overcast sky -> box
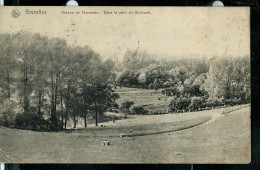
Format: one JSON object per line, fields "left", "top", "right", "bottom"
{"left": 0, "top": 7, "right": 250, "bottom": 62}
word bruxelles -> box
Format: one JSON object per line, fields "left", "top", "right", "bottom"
{"left": 25, "top": 9, "right": 47, "bottom": 14}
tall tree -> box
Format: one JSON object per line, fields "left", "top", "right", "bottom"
{"left": 0, "top": 34, "right": 16, "bottom": 102}
{"left": 14, "top": 32, "right": 36, "bottom": 114}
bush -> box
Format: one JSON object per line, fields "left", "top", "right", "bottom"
{"left": 199, "top": 98, "right": 225, "bottom": 110}
{"left": 131, "top": 106, "right": 148, "bottom": 115}
{"left": 163, "top": 87, "right": 179, "bottom": 96}
{"left": 168, "top": 96, "right": 191, "bottom": 112}
{"left": 15, "top": 111, "right": 50, "bottom": 131}
{"left": 119, "top": 101, "right": 134, "bottom": 113}
{"left": 224, "top": 99, "right": 245, "bottom": 106}
{"left": 163, "top": 81, "right": 171, "bottom": 88}
{"left": 14, "top": 113, "right": 27, "bottom": 129}
{"left": 0, "top": 101, "right": 16, "bottom": 127}
{"left": 188, "top": 97, "right": 203, "bottom": 111}
{"left": 0, "top": 110, "right": 15, "bottom": 127}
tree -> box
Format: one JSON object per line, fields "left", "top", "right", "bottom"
{"left": 30, "top": 34, "right": 49, "bottom": 123}
{"left": 153, "top": 78, "right": 161, "bottom": 90}
{"left": 122, "top": 49, "right": 158, "bottom": 71}
{"left": 45, "top": 38, "right": 68, "bottom": 130}
{"left": 168, "top": 66, "right": 188, "bottom": 84}
{"left": 0, "top": 34, "right": 16, "bottom": 102}
{"left": 230, "top": 56, "right": 250, "bottom": 100}
{"left": 138, "top": 72, "right": 146, "bottom": 87}
{"left": 203, "top": 57, "right": 233, "bottom": 100}
{"left": 0, "top": 32, "right": 123, "bottom": 131}
{"left": 92, "top": 84, "right": 119, "bottom": 126}
{"left": 120, "top": 101, "right": 134, "bottom": 118}
{"left": 120, "top": 101, "right": 134, "bottom": 112}
{"left": 14, "top": 32, "right": 36, "bottom": 116}
{"left": 71, "top": 46, "right": 100, "bottom": 128}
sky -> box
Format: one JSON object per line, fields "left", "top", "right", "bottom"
{"left": 0, "top": 7, "right": 250, "bottom": 62}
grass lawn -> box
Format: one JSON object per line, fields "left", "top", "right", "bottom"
{"left": 66, "top": 87, "right": 170, "bottom": 129}
{"left": 115, "top": 87, "right": 171, "bottom": 112}
{"left": 0, "top": 106, "right": 250, "bottom": 163}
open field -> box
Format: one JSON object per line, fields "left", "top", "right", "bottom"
{"left": 115, "top": 87, "right": 171, "bottom": 112}
{"left": 0, "top": 105, "right": 250, "bottom": 163}
{"left": 66, "top": 87, "right": 170, "bottom": 129}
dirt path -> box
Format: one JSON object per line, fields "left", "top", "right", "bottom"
{"left": 70, "top": 105, "right": 249, "bottom": 138}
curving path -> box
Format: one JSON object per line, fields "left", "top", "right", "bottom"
{"left": 115, "top": 104, "right": 250, "bottom": 137}
{"left": 68, "top": 104, "right": 250, "bottom": 138}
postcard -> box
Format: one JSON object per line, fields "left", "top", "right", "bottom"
{"left": 0, "top": 6, "right": 250, "bottom": 163}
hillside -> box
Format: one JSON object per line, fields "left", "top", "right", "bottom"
{"left": 115, "top": 87, "right": 171, "bottom": 113}
{"left": 0, "top": 106, "right": 250, "bottom": 163}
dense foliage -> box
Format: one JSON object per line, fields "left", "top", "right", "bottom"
{"left": 130, "top": 106, "right": 148, "bottom": 115}
{"left": 0, "top": 32, "right": 119, "bottom": 130}
{"left": 116, "top": 49, "right": 250, "bottom": 113}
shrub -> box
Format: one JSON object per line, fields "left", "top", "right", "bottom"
{"left": 163, "top": 81, "right": 171, "bottom": 88}
{"left": 188, "top": 97, "right": 203, "bottom": 111}
{"left": 15, "top": 111, "right": 51, "bottom": 131}
{"left": 199, "top": 98, "right": 225, "bottom": 109}
{"left": 168, "top": 96, "right": 191, "bottom": 112}
{"left": 163, "top": 87, "right": 179, "bottom": 96}
{"left": 212, "top": 99, "right": 224, "bottom": 107}
{"left": 131, "top": 106, "right": 148, "bottom": 115}
{"left": 224, "top": 99, "right": 245, "bottom": 106}
{"left": 119, "top": 101, "right": 134, "bottom": 113}
{"left": 0, "top": 101, "right": 16, "bottom": 127}
{"left": 0, "top": 110, "right": 15, "bottom": 127}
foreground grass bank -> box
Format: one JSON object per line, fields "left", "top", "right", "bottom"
{"left": 0, "top": 105, "right": 250, "bottom": 163}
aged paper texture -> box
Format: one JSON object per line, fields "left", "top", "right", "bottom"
{"left": 0, "top": 7, "right": 250, "bottom": 163}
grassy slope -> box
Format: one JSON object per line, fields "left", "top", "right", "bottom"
{"left": 67, "top": 87, "right": 170, "bottom": 128}
{"left": 115, "top": 87, "right": 171, "bottom": 112}
{"left": 0, "top": 107, "right": 250, "bottom": 163}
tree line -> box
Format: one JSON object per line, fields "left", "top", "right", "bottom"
{"left": 0, "top": 32, "right": 119, "bottom": 131}
{"left": 116, "top": 49, "right": 250, "bottom": 113}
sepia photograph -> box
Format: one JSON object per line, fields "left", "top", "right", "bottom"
{"left": 0, "top": 7, "right": 250, "bottom": 163}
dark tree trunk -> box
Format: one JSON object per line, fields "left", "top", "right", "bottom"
{"left": 95, "top": 101, "right": 98, "bottom": 126}
{"left": 23, "top": 64, "right": 29, "bottom": 113}
{"left": 73, "top": 114, "right": 77, "bottom": 129}
{"left": 60, "top": 90, "right": 64, "bottom": 129}
{"left": 3, "top": 55, "right": 11, "bottom": 101}
{"left": 6, "top": 70, "right": 11, "bottom": 100}
{"left": 83, "top": 97, "right": 88, "bottom": 128}
{"left": 54, "top": 74, "right": 58, "bottom": 115}
{"left": 84, "top": 115, "right": 87, "bottom": 128}
{"left": 37, "top": 90, "right": 42, "bottom": 115}
{"left": 51, "top": 74, "right": 54, "bottom": 114}
{"left": 50, "top": 74, "right": 58, "bottom": 127}
{"left": 64, "top": 84, "right": 70, "bottom": 130}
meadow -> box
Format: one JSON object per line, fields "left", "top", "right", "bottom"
{"left": 0, "top": 105, "right": 250, "bottom": 163}
{"left": 115, "top": 87, "right": 171, "bottom": 112}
